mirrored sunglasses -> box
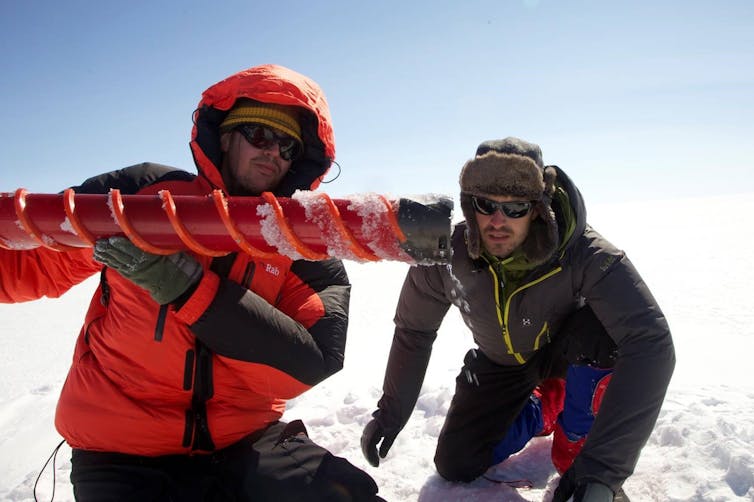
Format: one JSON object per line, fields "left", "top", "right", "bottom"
{"left": 236, "top": 124, "right": 302, "bottom": 162}
{"left": 471, "top": 196, "right": 533, "bottom": 218}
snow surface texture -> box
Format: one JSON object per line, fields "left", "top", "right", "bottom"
{"left": 1, "top": 193, "right": 753, "bottom": 501}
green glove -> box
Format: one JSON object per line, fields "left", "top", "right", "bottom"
{"left": 93, "top": 236, "right": 203, "bottom": 305}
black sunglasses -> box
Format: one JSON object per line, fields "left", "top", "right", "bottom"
{"left": 471, "top": 196, "right": 533, "bottom": 218}
{"left": 236, "top": 124, "right": 303, "bottom": 161}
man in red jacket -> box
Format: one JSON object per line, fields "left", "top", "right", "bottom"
{"left": 0, "top": 65, "right": 383, "bottom": 501}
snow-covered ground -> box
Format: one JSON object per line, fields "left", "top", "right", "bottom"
{"left": 1, "top": 193, "right": 753, "bottom": 501}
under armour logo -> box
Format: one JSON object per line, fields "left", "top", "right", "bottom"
{"left": 522, "top": 318, "right": 532, "bottom": 326}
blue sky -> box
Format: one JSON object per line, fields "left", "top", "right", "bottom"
{"left": 1, "top": 0, "right": 752, "bottom": 204}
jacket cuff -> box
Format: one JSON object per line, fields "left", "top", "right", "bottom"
{"left": 173, "top": 270, "right": 220, "bottom": 325}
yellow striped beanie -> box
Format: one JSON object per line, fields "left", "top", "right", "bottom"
{"left": 220, "top": 100, "right": 302, "bottom": 145}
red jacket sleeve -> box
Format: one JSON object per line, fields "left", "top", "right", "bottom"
{"left": 0, "top": 247, "right": 101, "bottom": 303}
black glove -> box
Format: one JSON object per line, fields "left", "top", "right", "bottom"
{"left": 552, "top": 467, "right": 615, "bottom": 501}
{"left": 361, "top": 418, "right": 399, "bottom": 467}
{"left": 93, "top": 237, "right": 203, "bottom": 305}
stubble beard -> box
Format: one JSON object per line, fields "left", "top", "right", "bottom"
{"left": 481, "top": 225, "right": 518, "bottom": 259}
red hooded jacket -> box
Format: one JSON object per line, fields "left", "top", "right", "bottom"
{"left": 0, "top": 65, "right": 349, "bottom": 455}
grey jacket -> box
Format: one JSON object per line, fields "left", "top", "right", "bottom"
{"left": 375, "top": 166, "right": 675, "bottom": 490}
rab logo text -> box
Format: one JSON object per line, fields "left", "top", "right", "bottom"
{"left": 265, "top": 263, "right": 280, "bottom": 277}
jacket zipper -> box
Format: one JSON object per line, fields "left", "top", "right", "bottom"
{"left": 154, "top": 304, "right": 168, "bottom": 341}
{"left": 489, "top": 265, "right": 563, "bottom": 364}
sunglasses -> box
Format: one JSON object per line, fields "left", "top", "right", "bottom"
{"left": 471, "top": 196, "right": 533, "bottom": 218}
{"left": 236, "top": 124, "right": 303, "bottom": 161}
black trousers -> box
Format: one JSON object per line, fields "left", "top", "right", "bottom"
{"left": 70, "top": 420, "right": 382, "bottom": 502}
{"left": 434, "top": 306, "right": 617, "bottom": 482}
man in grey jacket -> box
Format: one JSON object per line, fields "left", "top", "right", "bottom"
{"left": 360, "top": 137, "right": 675, "bottom": 501}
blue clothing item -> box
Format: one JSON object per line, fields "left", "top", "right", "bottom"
{"left": 491, "top": 365, "right": 613, "bottom": 465}
{"left": 559, "top": 365, "right": 613, "bottom": 439}
{"left": 491, "top": 394, "right": 544, "bottom": 464}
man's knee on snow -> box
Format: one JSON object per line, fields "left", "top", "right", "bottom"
{"left": 434, "top": 442, "right": 489, "bottom": 483}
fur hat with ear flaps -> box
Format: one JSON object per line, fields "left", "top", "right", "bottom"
{"left": 459, "top": 137, "right": 559, "bottom": 265}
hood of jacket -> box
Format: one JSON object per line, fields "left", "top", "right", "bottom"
{"left": 190, "top": 64, "right": 336, "bottom": 197}
{"left": 549, "top": 165, "right": 587, "bottom": 257}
